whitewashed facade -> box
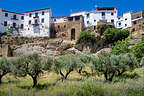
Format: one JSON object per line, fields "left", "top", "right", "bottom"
{"left": 23, "top": 8, "right": 52, "bottom": 37}
{"left": 116, "top": 11, "right": 132, "bottom": 29}
{"left": 52, "top": 16, "right": 68, "bottom": 23}
{"left": 0, "top": 8, "right": 24, "bottom": 34}
{"left": 70, "top": 7, "right": 118, "bottom": 28}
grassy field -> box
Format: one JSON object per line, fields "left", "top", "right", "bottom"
{"left": 0, "top": 69, "right": 144, "bottom": 96}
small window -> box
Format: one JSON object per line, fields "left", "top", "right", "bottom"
{"left": 29, "top": 20, "right": 31, "bottom": 24}
{"left": 111, "top": 19, "right": 114, "bottom": 23}
{"left": 58, "top": 25, "right": 60, "bottom": 28}
{"left": 125, "top": 24, "right": 127, "bottom": 27}
{"left": 118, "top": 17, "right": 120, "bottom": 20}
{"left": 4, "top": 21, "right": 7, "bottom": 26}
{"left": 54, "top": 19, "right": 56, "bottom": 22}
{"left": 94, "top": 20, "right": 96, "bottom": 22}
{"left": 102, "top": 12, "right": 105, "bottom": 16}
{"left": 132, "top": 28, "right": 135, "bottom": 32}
{"left": 35, "top": 19, "right": 38, "bottom": 24}
{"left": 111, "top": 12, "right": 114, "bottom": 16}
{"left": 87, "top": 21, "right": 90, "bottom": 24}
{"left": 42, "top": 11, "right": 45, "bottom": 15}
{"left": 133, "top": 21, "right": 137, "bottom": 25}
{"left": 29, "top": 13, "right": 32, "bottom": 17}
{"left": 87, "top": 13, "right": 90, "bottom": 18}
{"left": 21, "top": 16, "right": 24, "bottom": 20}
{"left": 64, "top": 25, "right": 66, "bottom": 28}
{"left": 41, "top": 18, "right": 44, "bottom": 23}
{"left": 125, "top": 18, "right": 127, "bottom": 21}
{"left": 13, "top": 23, "right": 16, "bottom": 27}
{"left": 35, "top": 13, "right": 38, "bottom": 17}
{"left": 94, "top": 26, "right": 96, "bottom": 30}
{"left": 119, "top": 23, "right": 121, "bottom": 26}
{"left": 13, "top": 15, "right": 17, "bottom": 19}
{"left": 5, "top": 13, "right": 8, "bottom": 17}
{"left": 21, "top": 24, "right": 24, "bottom": 29}
{"left": 28, "top": 28, "right": 30, "bottom": 30}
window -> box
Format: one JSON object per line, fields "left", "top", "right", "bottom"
{"left": 119, "top": 23, "right": 121, "bottom": 26}
{"left": 41, "top": 18, "right": 44, "bottom": 23}
{"left": 94, "top": 20, "right": 96, "bottom": 22}
{"left": 58, "top": 25, "right": 60, "bottom": 28}
{"left": 42, "top": 11, "right": 45, "bottom": 15}
{"left": 133, "top": 21, "right": 137, "bottom": 25}
{"left": 21, "top": 16, "right": 24, "bottom": 20}
{"left": 102, "top": 12, "right": 105, "bottom": 16}
{"left": 5, "top": 13, "right": 8, "bottom": 17}
{"left": 29, "top": 13, "right": 32, "bottom": 17}
{"left": 54, "top": 19, "right": 56, "bottom": 22}
{"left": 28, "top": 28, "right": 30, "bottom": 30}
{"left": 111, "top": 19, "right": 114, "bottom": 23}
{"left": 94, "top": 26, "right": 96, "bottom": 30}
{"left": 35, "top": 13, "right": 38, "bottom": 17}
{"left": 4, "top": 21, "right": 7, "bottom": 26}
{"left": 125, "top": 24, "right": 127, "bottom": 27}
{"left": 35, "top": 19, "right": 38, "bottom": 24}
{"left": 87, "top": 13, "right": 90, "bottom": 18}
{"left": 87, "top": 21, "right": 89, "bottom": 24}
{"left": 125, "top": 18, "right": 127, "bottom": 21}
{"left": 64, "top": 25, "right": 66, "bottom": 28}
{"left": 13, "top": 15, "right": 17, "bottom": 19}
{"left": 13, "top": 23, "right": 16, "bottom": 27}
{"left": 21, "top": 24, "right": 24, "bottom": 29}
{"left": 111, "top": 12, "right": 114, "bottom": 16}
{"left": 29, "top": 20, "right": 31, "bottom": 24}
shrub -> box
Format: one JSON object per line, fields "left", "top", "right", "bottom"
{"left": 103, "top": 28, "right": 129, "bottom": 43}
{"left": 76, "top": 31, "right": 96, "bottom": 44}
{"left": 131, "top": 36, "right": 144, "bottom": 62}
{"left": 110, "top": 39, "right": 130, "bottom": 55}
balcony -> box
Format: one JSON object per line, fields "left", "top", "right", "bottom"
{"left": 11, "top": 18, "right": 19, "bottom": 20}
{"left": 32, "top": 23, "right": 39, "bottom": 26}
{"left": 33, "top": 16, "right": 39, "bottom": 18}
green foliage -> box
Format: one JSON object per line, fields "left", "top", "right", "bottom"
{"left": 13, "top": 53, "right": 45, "bottom": 87}
{"left": 96, "top": 23, "right": 114, "bottom": 35}
{"left": 103, "top": 28, "right": 129, "bottom": 43}
{"left": 6, "top": 28, "right": 13, "bottom": 36}
{"left": 91, "top": 51, "right": 138, "bottom": 81}
{"left": 131, "top": 37, "right": 144, "bottom": 62}
{"left": 54, "top": 54, "right": 84, "bottom": 80}
{"left": 0, "top": 57, "right": 14, "bottom": 84}
{"left": 76, "top": 30, "right": 96, "bottom": 44}
{"left": 110, "top": 39, "right": 130, "bottom": 55}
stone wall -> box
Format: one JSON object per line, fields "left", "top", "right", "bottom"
{"left": 51, "top": 15, "right": 84, "bottom": 40}
{"left": 0, "top": 44, "right": 10, "bottom": 56}
{"left": 130, "top": 18, "right": 144, "bottom": 37}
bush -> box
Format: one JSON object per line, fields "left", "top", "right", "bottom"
{"left": 131, "top": 36, "right": 144, "bottom": 62}
{"left": 103, "top": 28, "right": 129, "bottom": 43}
{"left": 76, "top": 31, "right": 96, "bottom": 44}
{"left": 110, "top": 39, "right": 130, "bottom": 55}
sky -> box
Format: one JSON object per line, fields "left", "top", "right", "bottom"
{"left": 0, "top": 0, "right": 144, "bottom": 17}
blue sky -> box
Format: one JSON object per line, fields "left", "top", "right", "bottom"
{"left": 0, "top": 0, "right": 144, "bottom": 17}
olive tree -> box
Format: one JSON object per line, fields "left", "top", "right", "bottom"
{"left": 0, "top": 57, "right": 14, "bottom": 84}
{"left": 53, "top": 54, "right": 84, "bottom": 80}
{"left": 13, "top": 53, "right": 45, "bottom": 88}
{"left": 116, "top": 53, "right": 138, "bottom": 76}
{"left": 91, "top": 51, "right": 138, "bottom": 81}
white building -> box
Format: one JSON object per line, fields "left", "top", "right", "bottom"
{"left": 52, "top": 16, "right": 68, "bottom": 23}
{"left": 116, "top": 11, "right": 132, "bottom": 29}
{"left": 70, "top": 7, "right": 118, "bottom": 28}
{"left": 0, "top": 8, "right": 24, "bottom": 34}
{"left": 23, "top": 8, "right": 52, "bottom": 37}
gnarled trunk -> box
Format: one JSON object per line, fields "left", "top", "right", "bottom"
{"left": 32, "top": 76, "right": 37, "bottom": 88}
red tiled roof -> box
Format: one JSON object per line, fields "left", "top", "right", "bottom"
{"left": 2, "top": 10, "right": 24, "bottom": 15}
{"left": 97, "top": 7, "right": 116, "bottom": 11}
{"left": 24, "top": 8, "right": 51, "bottom": 13}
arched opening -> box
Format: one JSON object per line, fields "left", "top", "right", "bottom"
{"left": 71, "top": 28, "right": 75, "bottom": 40}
